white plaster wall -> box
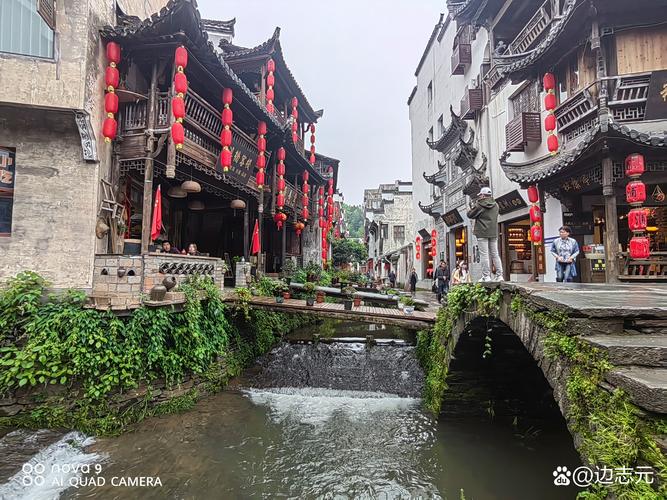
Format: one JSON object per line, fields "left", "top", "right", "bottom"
{"left": 542, "top": 196, "right": 564, "bottom": 282}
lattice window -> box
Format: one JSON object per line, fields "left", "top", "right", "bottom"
{"left": 511, "top": 82, "right": 539, "bottom": 118}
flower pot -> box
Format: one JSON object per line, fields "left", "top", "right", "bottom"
{"left": 343, "top": 300, "right": 353, "bottom": 311}
{"left": 404, "top": 306, "right": 415, "bottom": 315}
{"left": 283, "top": 292, "right": 291, "bottom": 300}
{"left": 162, "top": 276, "right": 177, "bottom": 291}
{"left": 306, "top": 297, "right": 315, "bottom": 306}
{"left": 275, "top": 296, "right": 284, "bottom": 303}
{"left": 316, "top": 292, "right": 325, "bottom": 303}
{"left": 150, "top": 284, "right": 167, "bottom": 302}
{"left": 353, "top": 297, "right": 362, "bottom": 307}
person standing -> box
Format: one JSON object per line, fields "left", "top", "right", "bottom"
{"left": 388, "top": 269, "right": 397, "bottom": 288}
{"left": 434, "top": 260, "right": 449, "bottom": 303}
{"left": 409, "top": 268, "right": 418, "bottom": 297}
{"left": 467, "top": 187, "right": 504, "bottom": 282}
{"left": 550, "top": 226, "right": 580, "bottom": 282}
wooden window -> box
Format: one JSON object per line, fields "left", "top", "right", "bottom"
{"left": 37, "top": 0, "right": 56, "bottom": 30}
{"left": 393, "top": 225, "right": 405, "bottom": 242}
{"left": 511, "top": 81, "right": 539, "bottom": 118}
{"left": 381, "top": 224, "right": 388, "bottom": 240}
{"left": 0, "top": 148, "right": 15, "bottom": 237}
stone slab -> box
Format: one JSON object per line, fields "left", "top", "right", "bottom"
{"left": 585, "top": 335, "right": 667, "bottom": 367}
{"left": 605, "top": 367, "right": 667, "bottom": 413}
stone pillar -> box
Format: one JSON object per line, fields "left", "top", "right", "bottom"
{"left": 235, "top": 260, "right": 252, "bottom": 287}
{"left": 602, "top": 157, "right": 620, "bottom": 283}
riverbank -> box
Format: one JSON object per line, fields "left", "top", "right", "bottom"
{"left": 0, "top": 272, "right": 314, "bottom": 436}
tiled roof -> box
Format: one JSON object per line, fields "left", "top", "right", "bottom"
{"left": 100, "top": 0, "right": 285, "bottom": 132}
{"left": 426, "top": 106, "right": 467, "bottom": 153}
{"left": 221, "top": 27, "right": 322, "bottom": 123}
{"left": 418, "top": 197, "right": 444, "bottom": 218}
{"left": 201, "top": 18, "right": 235, "bottom": 35}
{"left": 500, "top": 120, "right": 667, "bottom": 184}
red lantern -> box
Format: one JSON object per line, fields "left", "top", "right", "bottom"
{"left": 171, "top": 121, "right": 184, "bottom": 148}
{"left": 220, "top": 128, "right": 232, "bottom": 147}
{"left": 277, "top": 178, "right": 286, "bottom": 191}
{"left": 105, "top": 66, "right": 119, "bottom": 90}
{"left": 278, "top": 147, "right": 286, "bottom": 161}
{"left": 257, "top": 154, "right": 266, "bottom": 168}
{"left": 277, "top": 163, "right": 285, "bottom": 176}
{"left": 530, "top": 205, "right": 542, "bottom": 223}
{"left": 102, "top": 117, "right": 117, "bottom": 142}
{"left": 222, "top": 88, "right": 233, "bottom": 105}
{"left": 257, "top": 137, "right": 266, "bottom": 151}
{"left": 277, "top": 193, "right": 285, "bottom": 209}
{"left": 310, "top": 134, "right": 316, "bottom": 145}
{"left": 310, "top": 145, "right": 316, "bottom": 155}
{"left": 256, "top": 171, "right": 265, "bottom": 186}
{"left": 303, "top": 207, "right": 310, "bottom": 220}
{"left": 543, "top": 73, "right": 556, "bottom": 91}
{"left": 544, "top": 93, "right": 557, "bottom": 111}
{"left": 310, "top": 154, "right": 316, "bottom": 164}
{"left": 267, "top": 59, "right": 276, "bottom": 72}
{"left": 628, "top": 208, "right": 648, "bottom": 232}
{"left": 104, "top": 92, "right": 118, "bottom": 115}
{"left": 171, "top": 97, "right": 185, "bottom": 121}
{"left": 291, "top": 97, "right": 299, "bottom": 108}
{"left": 530, "top": 224, "right": 543, "bottom": 244}
{"left": 544, "top": 114, "right": 556, "bottom": 132}
{"left": 292, "top": 132, "right": 299, "bottom": 143}
{"left": 221, "top": 148, "right": 232, "bottom": 167}
{"left": 267, "top": 73, "right": 275, "bottom": 87}
{"left": 266, "top": 88, "right": 275, "bottom": 102}
{"left": 291, "top": 121, "right": 298, "bottom": 132}
{"left": 527, "top": 185, "right": 539, "bottom": 203}
{"left": 106, "top": 42, "right": 121, "bottom": 65}
{"left": 626, "top": 180, "right": 646, "bottom": 205}
{"left": 431, "top": 229, "right": 437, "bottom": 240}
{"left": 629, "top": 236, "right": 650, "bottom": 259}
{"left": 310, "top": 123, "right": 315, "bottom": 134}
{"left": 625, "top": 153, "right": 645, "bottom": 177}
{"left": 547, "top": 134, "right": 559, "bottom": 153}
{"left": 222, "top": 108, "right": 233, "bottom": 127}
{"left": 174, "top": 72, "right": 188, "bottom": 95}
{"left": 303, "top": 171, "right": 309, "bottom": 183}
{"left": 258, "top": 121, "right": 267, "bottom": 135}
{"left": 175, "top": 46, "right": 188, "bottom": 69}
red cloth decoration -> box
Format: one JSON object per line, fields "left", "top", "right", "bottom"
{"left": 251, "top": 220, "right": 260, "bottom": 255}
{"left": 150, "top": 185, "right": 162, "bottom": 241}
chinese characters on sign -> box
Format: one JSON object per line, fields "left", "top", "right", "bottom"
{"left": 442, "top": 209, "right": 463, "bottom": 227}
{"left": 495, "top": 189, "right": 527, "bottom": 215}
{"left": 215, "top": 135, "right": 259, "bottom": 190}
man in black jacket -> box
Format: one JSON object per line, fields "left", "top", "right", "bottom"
{"left": 434, "top": 260, "right": 450, "bottom": 303}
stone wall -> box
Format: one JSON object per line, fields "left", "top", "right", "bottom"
{"left": 142, "top": 253, "right": 226, "bottom": 292}
{"left": 0, "top": 107, "right": 98, "bottom": 288}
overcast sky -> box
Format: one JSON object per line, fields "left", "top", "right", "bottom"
{"left": 198, "top": 0, "right": 444, "bottom": 205}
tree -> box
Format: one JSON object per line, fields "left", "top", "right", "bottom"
{"left": 342, "top": 203, "right": 364, "bottom": 239}
{"left": 332, "top": 238, "right": 367, "bottom": 266}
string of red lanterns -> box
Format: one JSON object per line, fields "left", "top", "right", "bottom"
{"left": 415, "top": 235, "right": 422, "bottom": 261}
{"left": 170, "top": 46, "right": 188, "bottom": 150}
{"left": 294, "top": 220, "right": 305, "bottom": 236}
{"left": 291, "top": 97, "right": 299, "bottom": 144}
{"left": 302, "top": 170, "right": 310, "bottom": 222}
{"left": 266, "top": 58, "right": 275, "bottom": 113}
{"left": 430, "top": 229, "right": 437, "bottom": 275}
{"left": 527, "top": 185, "right": 543, "bottom": 244}
{"left": 255, "top": 121, "right": 267, "bottom": 189}
{"left": 543, "top": 72, "right": 559, "bottom": 155}
{"left": 220, "top": 88, "right": 233, "bottom": 173}
{"left": 309, "top": 124, "right": 316, "bottom": 164}
{"left": 626, "top": 153, "right": 650, "bottom": 259}
{"left": 318, "top": 186, "right": 325, "bottom": 229}
{"left": 102, "top": 42, "right": 121, "bottom": 143}
{"left": 275, "top": 147, "right": 286, "bottom": 229}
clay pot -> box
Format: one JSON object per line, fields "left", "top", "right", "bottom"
{"left": 316, "top": 292, "right": 325, "bottom": 303}
{"left": 150, "top": 284, "right": 167, "bottom": 301}
{"left": 117, "top": 267, "right": 127, "bottom": 278}
{"left": 283, "top": 292, "right": 291, "bottom": 300}
{"left": 162, "top": 276, "right": 177, "bottom": 291}
{"left": 353, "top": 297, "right": 362, "bottom": 307}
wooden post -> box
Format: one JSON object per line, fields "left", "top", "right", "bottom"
{"left": 602, "top": 157, "right": 620, "bottom": 283}
{"left": 141, "top": 62, "right": 159, "bottom": 254}
{"left": 281, "top": 219, "right": 287, "bottom": 267}
{"left": 243, "top": 203, "right": 249, "bottom": 260}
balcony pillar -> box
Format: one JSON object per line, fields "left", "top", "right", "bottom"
{"left": 141, "top": 62, "right": 159, "bottom": 254}
{"left": 602, "top": 157, "right": 620, "bottom": 283}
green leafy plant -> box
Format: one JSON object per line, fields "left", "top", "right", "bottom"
{"left": 400, "top": 296, "right": 416, "bottom": 307}
{"left": 303, "top": 282, "right": 316, "bottom": 299}
{"left": 342, "top": 286, "right": 356, "bottom": 300}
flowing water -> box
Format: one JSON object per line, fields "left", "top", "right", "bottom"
{"left": 0, "top": 320, "right": 582, "bottom": 499}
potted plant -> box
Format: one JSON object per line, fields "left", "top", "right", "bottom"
{"left": 316, "top": 290, "right": 326, "bottom": 303}
{"left": 400, "top": 296, "right": 416, "bottom": 315}
{"left": 353, "top": 293, "right": 362, "bottom": 308}
{"left": 303, "top": 282, "right": 316, "bottom": 306}
{"left": 274, "top": 281, "right": 287, "bottom": 303}
{"left": 281, "top": 281, "right": 291, "bottom": 300}
{"left": 342, "top": 285, "right": 356, "bottom": 311}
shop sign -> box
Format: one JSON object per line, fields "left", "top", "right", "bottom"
{"left": 495, "top": 190, "right": 527, "bottom": 215}
{"left": 215, "top": 134, "right": 259, "bottom": 191}
{"left": 645, "top": 70, "right": 667, "bottom": 120}
{"left": 562, "top": 211, "right": 594, "bottom": 235}
{"left": 443, "top": 209, "right": 463, "bottom": 227}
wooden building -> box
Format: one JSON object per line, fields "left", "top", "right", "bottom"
{"left": 447, "top": 0, "right": 667, "bottom": 282}
{"left": 99, "top": 0, "right": 339, "bottom": 284}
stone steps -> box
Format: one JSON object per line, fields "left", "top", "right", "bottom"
{"left": 605, "top": 367, "right": 667, "bottom": 414}
{"left": 584, "top": 334, "right": 667, "bottom": 367}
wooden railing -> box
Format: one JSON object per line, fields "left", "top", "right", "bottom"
{"left": 555, "top": 83, "right": 598, "bottom": 134}
{"left": 619, "top": 252, "right": 667, "bottom": 281}
{"left": 505, "top": 112, "right": 541, "bottom": 152}
{"left": 608, "top": 72, "right": 651, "bottom": 122}
{"left": 507, "top": 0, "right": 553, "bottom": 55}
{"left": 451, "top": 43, "right": 472, "bottom": 75}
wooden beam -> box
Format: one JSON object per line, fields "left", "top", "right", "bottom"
{"left": 141, "top": 62, "right": 159, "bottom": 254}
{"left": 602, "top": 157, "right": 620, "bottom": 283}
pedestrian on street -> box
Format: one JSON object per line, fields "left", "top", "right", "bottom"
{"left": 467, "top": 187, "right": 504, "bottom": 282}
{"left": 409, "top": 268, "right": 418, "bottom": 297}
{"left": 452, "top": 261, "right": 472, "bottom": 285}
{"left": 388, "top": 269, "right": 397, "bottom": 288}
{"left": 434, "top": 260, "right": 449, "bottom": 303}
{"left": 550, "top": 225, "right": 580, "bottom": 282}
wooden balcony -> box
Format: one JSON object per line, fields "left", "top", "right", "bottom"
{"left": 460, "top": 87, "right": 484, "bottom": 119}
{"left": 505, "top": 112, "right": 541, "bottom": 152}
{"left": 554, "top": 83, "right": 598, "bottom": 135}
{"left": 507, "top": 0, "right": 553, "bottom": 56}
{"left": 451, "top": 43, "right": 472, "bottom": 75}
